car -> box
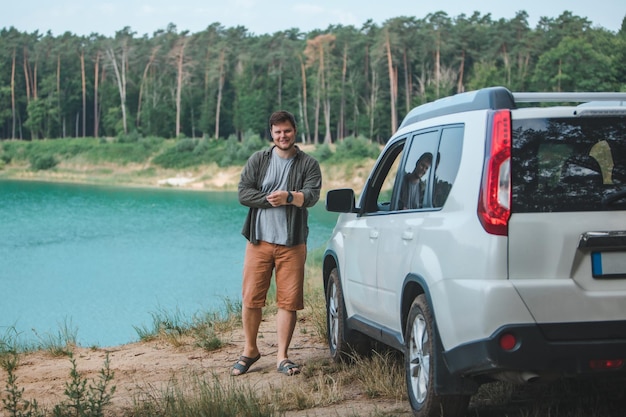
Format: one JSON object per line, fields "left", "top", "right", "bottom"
{"left": 322, "top": 86, "right": 626, "bottom": 417}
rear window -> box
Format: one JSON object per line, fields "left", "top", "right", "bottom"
{"left": 511, "top": 116, "right": 626, "bottom": 212}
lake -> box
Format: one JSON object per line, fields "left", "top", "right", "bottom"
{"left": 0, "top": 180, "right": 337, "bottom": 348}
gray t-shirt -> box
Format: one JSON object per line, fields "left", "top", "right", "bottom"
{"left": 255, "top": 149, "right": 294, "bottom": 245}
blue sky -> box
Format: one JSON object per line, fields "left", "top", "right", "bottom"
{"left": 3, "top": 0, "right": 624, "bottom": 37}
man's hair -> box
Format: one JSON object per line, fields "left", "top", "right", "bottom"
{"left": 416, "top": 152, "right": 433, "bottom": 167}
{"left": 269, "top": 110, "right": 297, "bottom": 130}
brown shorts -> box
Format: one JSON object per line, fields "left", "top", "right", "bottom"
{"left": 242, "top": 241, "right": 307, "bottom": 311}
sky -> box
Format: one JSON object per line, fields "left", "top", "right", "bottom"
{"left": 3, "top": 0, "right": 624, "bottom": 38}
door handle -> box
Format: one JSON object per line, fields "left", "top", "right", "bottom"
{"left": 402, "top": 230, "right": 414, "bottom": 241}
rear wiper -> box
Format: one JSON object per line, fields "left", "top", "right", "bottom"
{"left": 603, "top": 189, "right": 626, "bottom": 206}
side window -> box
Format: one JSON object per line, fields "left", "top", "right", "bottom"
{"left": 361, "top": 140, "right": 406, "bottom": 213}
{"left": 396, "top": 130, "right": 439, "bottom": 210}
{"left": 433, "top": 126, "right": 464, "bottom": 208}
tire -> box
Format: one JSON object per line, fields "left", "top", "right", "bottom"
{"left": 405, "top": 295, "right": 469, "bottom": 417}
{"left": 326, "top": 268, "right": 351, "bottom": 362}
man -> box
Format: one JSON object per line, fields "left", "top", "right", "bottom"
{"left": 232, "top": 110, "right": 322, "bottom": 376}
{"left": 399, "top": 152, "right": 433, "bottom": 210}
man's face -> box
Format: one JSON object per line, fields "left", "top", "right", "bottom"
{"left": 414, "top": 160, "right": 431, "bottom": 178}
{"left": 271, "top": 121, "right": 296, "bottom": 151}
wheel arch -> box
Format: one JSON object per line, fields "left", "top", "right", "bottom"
{"left": 402, "top": 273, "right": 478, "bottom": 396}
{"left": 401, "top": 273, "right": 429, "bottom": 336}
{"left": 322, "top": 249, "right": 340, "bottom": 294}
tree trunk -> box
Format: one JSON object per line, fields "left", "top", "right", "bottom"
{"left": 337, "top": 43, "right": 347, "bottom": 140}
{"left": 215, "top": 49, "right": 225, "bottom": 140}
{"left": 137, "top": 46, "right": 159, "bottom": 129}
{"left": 385, "top": 31, "right": 398, "bottom": 134}
{"left": 299, "top": 57, "right": 310, "bottom": 144}
{"left": 369, "top": 69, "right": 378, "bottom": 141}
{"left": 57, "top": 54, "right": 62, "bottom": 137}
{"left": 277, "top": 60, "right": 283, "bottom": 108}
{"left": 11, "top": 48, "right": 16, "bottom": 139}
{"left": 175, "top": 38, "right": 187, "bottom": 138}
{"left": 435, "top": 32, "right": 441, "bottom": 98}
{"left": 457, "top": 50, "right": 465, "bottom": 93}
{"left": 23, "top": 47, "right": 32, "bottom": 106}
{"left": 321, "top": 46, "right": 332, "bottom": 144}
{"left": 94, "top": 51, "right": 100, "bottom": 138}
{"left": 403, "top": 48, "right": 411, "bottom": 114}
{"left": 106, "top": 45, "right": 128, "bottom": 135}
{"left": 80, "top": 49, "right": 86, "bottom": 137}
{"left": 313, "top": 66, "right": 320, "bottom": 145}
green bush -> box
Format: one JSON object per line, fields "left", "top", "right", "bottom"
{"left": 334, "top": 135, "right": 380, "bottom": 161}
{"left": 310, "top": 143, "right": 333, "bottom": 162}
{"left": 29, "top": 153, "right": 58, "bottom": 171}
{"left": 83, "top": 136, "right": 164, "bottom": 165}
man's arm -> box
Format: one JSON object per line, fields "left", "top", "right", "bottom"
{"left": 238, "top": 153, "right": 273, "bottom": 209}
{"left": 296, "top": 156, "right": 322, "bottom": 208}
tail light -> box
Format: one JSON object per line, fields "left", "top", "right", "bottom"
{"left": 589, "top": 359, "right": 624, "bottom": 370}
{"left": 478, "top": 110, "right": 511, "bottom": 236}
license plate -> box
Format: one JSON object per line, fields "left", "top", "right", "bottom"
{"left": 592, "top": 252, "right": 626, "bottom": 278}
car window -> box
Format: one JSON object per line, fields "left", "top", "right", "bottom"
{"left": 360, "top": 139, "right": 406, "bottom": 213}
{"left": 512, "top": 117, "right": 626, "bottom": 212}
{"left": 433, "top": 126, "right": 464, "bottom": 208}
{"left": 395, "top": 130, "right": 439, "bottom": 210}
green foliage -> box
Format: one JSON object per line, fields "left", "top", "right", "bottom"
{"left": 1, "top": 353, "right": 44, "bottom": 417}
{"left": 152, "top": 138, "right": 221, "bottom": 168}
{"left": 152, "top": 132, "right": 266, "bottom": 169}
{"left": 0, "top": 136, "right": 165, "bottom": 167}
{"left": 51, "top": 353, "right": 116, "bottom": 417}
{"left": 532, "top": 36, "right": 616, "bottom": 91}
{"left": 1, "top": 352, "right": 115, "bottom": 417}
{"left": 1, "top": 13, "right": 623, "bottom": 144}
{"left": 310, "top": 143, "right": 333, "bottom": 162}
{"left": 335, "top": 135, "right": 381, "bottom": 160}
{"left": 218, "top": 132, "right": 266, "bottom": 167}
{"left": 316, "top": 135, "right": 381, "bottom": 164}
{"left": 29, "top": 153, "right": 58, "bottom": 171}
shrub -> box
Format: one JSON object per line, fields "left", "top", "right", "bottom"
{"left": 310, "top": 143, "right": 333, "bottom": 162}
{"left": 29, "top": 153, "right": 58, "bottom": 171}
{"left": 334, "top": 135, "right": 380, "bottom": 161}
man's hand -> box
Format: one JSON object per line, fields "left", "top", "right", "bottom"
{"left": 267, "top": 190, "right": 290, "bottom": 207}
{"left": 267, "top": 190, "right": 302, "bottom": 207}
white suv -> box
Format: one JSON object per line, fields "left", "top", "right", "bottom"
{"left": 322, "top": 87, "right": 626, "bottom": 417}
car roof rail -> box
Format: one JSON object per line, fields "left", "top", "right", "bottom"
{"left": 513, "top": 92, "right": 626, "bottom": 103}
{"left": 399, "top": 88, "right": 626, "bottom": 128}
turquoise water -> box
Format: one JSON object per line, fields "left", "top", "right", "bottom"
{"left": 0, "top": 180, "right": 336, "bottom": 347}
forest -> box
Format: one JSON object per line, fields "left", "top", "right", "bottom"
{"left": 1, "top": 10, "right": 625, "bottom": 143}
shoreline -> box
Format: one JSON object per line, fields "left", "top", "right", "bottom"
{"left": 0, "top": 162, "right": 242, "bottom": 192}
{"left": 0, "top": 159, "right": 374, "bottom": 195}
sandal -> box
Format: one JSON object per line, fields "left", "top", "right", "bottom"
{"left": 231, "top": 353, "right": 261, "bottom": 376}
{"left": 277, "top": 359, "right": 301, "bottom": 376}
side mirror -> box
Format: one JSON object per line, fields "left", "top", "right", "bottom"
{"left": 326, "top": 188, "right": 356, "bottom": 213}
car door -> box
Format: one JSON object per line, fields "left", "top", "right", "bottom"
{"left": 375, "top": 130, "right": 441, "bottom": 332}
{"left": 341, "top": 140, "right": 406, "bottom": 323}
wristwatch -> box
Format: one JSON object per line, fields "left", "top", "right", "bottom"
{"left": 286, "top": 191, "right": 294, "bottom": 204}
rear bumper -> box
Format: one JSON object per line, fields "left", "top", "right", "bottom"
{"left": 444, "top": 320, "right": 626, "bottom": 377}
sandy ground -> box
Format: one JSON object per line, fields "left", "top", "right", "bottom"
{"left": 1, "top": 313, "right": 412, "bottom": 417}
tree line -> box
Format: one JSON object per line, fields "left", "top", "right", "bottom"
{"left": 1, "top": 10, "right": 625, "bottom": 143}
